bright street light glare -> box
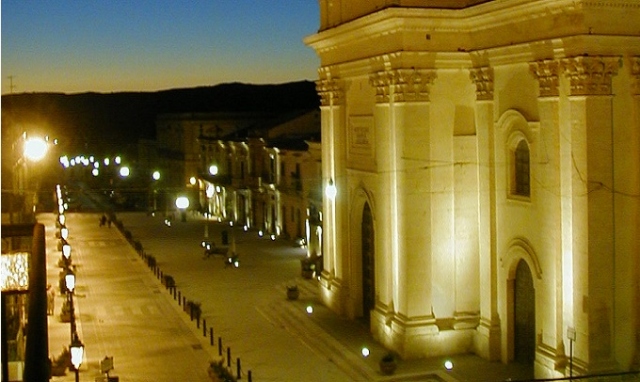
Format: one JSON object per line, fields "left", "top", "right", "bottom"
{"left": 152, "top": 171, "right": 161, "bottom": 180}
{"left": 175, "top": 196, "right": 190, "bottom": 209}
{"left": 119, "top": 166, "right": 130, "bottom": 177}
{"left": 24, "top": 137, "right": 48, "bottom": 161}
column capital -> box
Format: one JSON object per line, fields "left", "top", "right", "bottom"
{"left": 316, "top": 77, "right": 344, "bottom": 107}
{"left": 470, "top": 67, "right": 494, "bottom": 101}
{"left": 369, "top": 69, "right": 436, "bottom": 104}
{"left": 561, "top": 56, "right": 620, "bottom": 96}
{"left": 530, "top": 59, "right": 560, "bottom": 97}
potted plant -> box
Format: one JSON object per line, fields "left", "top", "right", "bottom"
{"left": 286, "top": 285, "right": 299, "bottom": 300}
{"left": 379, "top": 352, "right": 397, "bottom": 375}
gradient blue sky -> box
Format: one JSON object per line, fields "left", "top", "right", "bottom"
{"left": 1, "top": 0, "right": 320, "bottom": 94}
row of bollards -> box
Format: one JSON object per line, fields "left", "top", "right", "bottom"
{"left": 123, "top": 225, "right": 251, "bottom": 381}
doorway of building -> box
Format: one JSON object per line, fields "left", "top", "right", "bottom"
{"left": 514, "top": 259, "right": 535, "bottom": 363}
{"left": 361, "top": 202, "right": 375, "bottom": 323}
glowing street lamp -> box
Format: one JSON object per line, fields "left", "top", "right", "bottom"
{"left": 24, "top": 137, "right": 48, "bottom": 162}
{"left": 176, "top": 196, "right": 189, "bottom": 222}
{"left": 152, "top": 171, "right": 161, "bottom": 181}
{"left": 70, "top": 337, "right": 84, "bottom": 382}
{"left": 209, "top": 165, "right": 218, "bottom": 176}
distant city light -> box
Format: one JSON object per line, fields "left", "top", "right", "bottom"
{"left": 306, "top": 305, "right": 314, "bottom": 314}
{"left": 189, "top": 176, "right": 197, "bottom": 185}
{"left": 92, "top": 169, "right": 99, "bottom": 177}
{"left": 104, "top": 158, "right": 110, "bottom": 166}
{"left": 119, "top": 166, "right": 130, "bottom": 177}
{"left": 209, "top": 165, "right": 218, "bottom": 176}
{"left": 115, "top": 156, "right": 121, "bottom": 165}
{"left": 152, "top": 171, "right": 161, "bottom": 181}
{"left": 444, "top": 360, "right": 454, "bottom": 370}
{"left": 361, "top": 347, "right": 370, "bottom": 357}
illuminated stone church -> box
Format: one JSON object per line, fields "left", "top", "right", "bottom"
{"left": 305, "top": 0, "right": 639, "bottom": 377}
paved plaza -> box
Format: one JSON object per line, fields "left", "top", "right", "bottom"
{"left": 44, "top": 211, "right": 533, "bottom": 381}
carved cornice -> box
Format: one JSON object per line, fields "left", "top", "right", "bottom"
{"left": 530, "top": 60, "right": 560, "bottom": 98}
{"left": 561, "top": 56, "right": 620, "bottom": 96}
{"left": 369, "top": 69, "right": 436, "bottom": 103}
{"left": 469, "top": 67, "right": 494, "bottom": 101}
{"left": 316, "top": 77, "right": 344, "bottom": 107}
{"left": 631, "top": 57, "right": 640, "bottom": 96}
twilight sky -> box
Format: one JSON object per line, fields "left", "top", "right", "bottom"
{"left": 1, "top": 0, "right": 320, "bottom": 94}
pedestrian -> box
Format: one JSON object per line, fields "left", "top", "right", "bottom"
{"left": 100, "top": 214, "right": 107, "bottom": 227}
{"left": 47, "top": 284, "right": 55, "bottom": 315}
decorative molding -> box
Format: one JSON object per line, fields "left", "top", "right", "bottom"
{"left": 631, "top": 57, "right": 640, "bottom": 96}
{"left": 369, "top": 69, "right": 436, "bottom": 103}
{"left": 469, "top": 67, "right": 494, "bottom": 101}
{"left": 530, "top": 60, "right": 560, "bottom": 98}
{"left": 561, "top": 56, "right": 620, "bottom": 96}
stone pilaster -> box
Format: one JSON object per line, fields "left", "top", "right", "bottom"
{"left": 317, "top": 67, "right": 347, "bottom": 315}
{"left": 368, "top": 67, "right": 439, "bottom": 358}
{"left": 630, "top": 56, "right": 640, "bottom": 370}
{"left": 561, "top": 55, "right": 620, "bottom": 373}
{"left": 470, "top": 66, "right": 501, "bottom": 361}
{"left": 531, "top": 58, "right": 567, "bottom": 373}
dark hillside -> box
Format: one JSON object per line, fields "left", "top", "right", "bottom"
{"left": 1, "top": 81, "right": 319, "bottom": 154}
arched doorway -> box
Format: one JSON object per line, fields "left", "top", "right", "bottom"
{"left": 361, "top": 202, "right": 375, "bottom": 322}
{"left": 514, "top": 259, "right": 535, "bottom": 362}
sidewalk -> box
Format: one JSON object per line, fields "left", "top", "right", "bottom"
{"left": 43, "top": 212, "right": 212, "bottom": 381}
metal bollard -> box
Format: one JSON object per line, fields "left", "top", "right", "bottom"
{"left": 173, "top": 287, "right": 176, "bottom": 300}
{"left": 209, "top": 328, "right": 213, "bottom": 346}
{"left": 203, "top": 319, "right": 207, "bottom": 336}
{"left": 248, "top": 370, "right": 252, "bottom": 382}
{"left": 237, "top": 358, "right": 241, "bottom": 379}
{"left": 218, "top": 337, "right": 222, "bottom": 356}
{"left": 197, "top": 316, "right": 200, "bottom": 328}
{"left": 227, "top": 347, "right": 231, "bottom": 368}
{"left": 178, "top": 291, "right": 181, "bottom": 305}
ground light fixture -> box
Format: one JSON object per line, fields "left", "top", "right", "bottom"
{"left": 306, "top": 305, "right": 314, "bottom": 314}
{"left": 152, "top": 170, "right": 161, "bottom": 181}
{"left": 444, "top": 360, "right": 454, "bottom": 370}
{"left": 60, "top": 227, "right": 69, "bottom": 240}
{"left": 361, "top": 347, "right": 370, "bottom": 357}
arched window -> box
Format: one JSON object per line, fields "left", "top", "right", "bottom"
{"left": 513, "top": 140, "right": 530, "bottom": 197}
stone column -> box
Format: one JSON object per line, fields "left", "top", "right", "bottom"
{"left": 317, "top": 68, "right": 346, "bottom": 314}
{"left": 561, "top": 55, "right": 620, "bottom": 372}
{"left": 470, "top": 66, "right": 501, "bottom": 361}
{"left": 530, "top": 59, "right": 567, "bottom": 370}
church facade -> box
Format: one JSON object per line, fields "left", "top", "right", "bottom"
{"left": 305, "top": 0, "right": 640, "bottom": 377}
